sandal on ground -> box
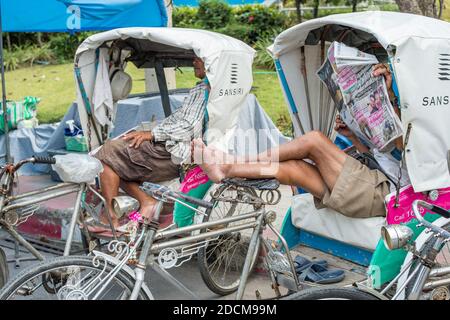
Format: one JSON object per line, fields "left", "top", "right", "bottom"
{"left": 297, "top": 263, "right": 345, "bottom": 284}
{"left": 294, "top": 255, "right": 328, "bottom": 273}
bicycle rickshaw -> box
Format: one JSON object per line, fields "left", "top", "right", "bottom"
{"left": 0, "top": 27, "right": 292, "bottom": 299}
{"left": 2, "top": 12, "right": 450, "bottom": 301}
{"left": 269, "top": 11, "right": 450, "bottom": 300}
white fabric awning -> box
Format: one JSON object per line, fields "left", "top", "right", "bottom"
{"left": 270, "top": 12, "right": 450, "bottom": 192}
{"left": 74, "top": 27, "right": 256, "bottom": 152}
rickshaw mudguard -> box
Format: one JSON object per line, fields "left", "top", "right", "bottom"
{"left": 367, "top": 212, "right": 441, "bottom": 288}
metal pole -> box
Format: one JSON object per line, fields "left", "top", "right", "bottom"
{"left": 236, "top": 214, "right": 264, "bottom": 300}
{"left": 63, "top": 184, "right": 85, "bottom": 256}
{"left": 0, "top": 3, "right": 10, "bottom": 163}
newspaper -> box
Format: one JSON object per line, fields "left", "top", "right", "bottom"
{"left": 317, "top": 41, "right": 403, "bottom": 151}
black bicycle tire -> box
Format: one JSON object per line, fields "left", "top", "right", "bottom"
{"left": 197, "top": 184, "right": 261, "bottom": 296}
{"left": 0, "top": 255, "right": 151, "bottom": 300}
{"left": 280, "top": 287, "right": 379, "bottom": 300}
{"left": 0, "top": 247, "right": 8, "bottom": 289}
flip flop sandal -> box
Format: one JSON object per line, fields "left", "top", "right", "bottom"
{"left": 85, "top": 219, "right": 120, "bottom": 234}
{"left": 93, "top": 229, "right": 128, "bottom": 239}
{"left": 91, "top": 221, "right": 135, "bottom": 238}
{"left": 297, "top": 263, "right": 345, "bottom": 284}
{"left": 294, "top": 255, "right": 328, "bottom": 273}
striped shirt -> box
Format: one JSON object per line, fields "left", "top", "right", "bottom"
{"left": 152, "top": 81, "right": 208, "bottom": 163}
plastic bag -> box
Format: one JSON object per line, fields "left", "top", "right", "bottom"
{"left": 52, "top": 154, "right": 103, "bottom": 183}
{"left": 0, "top": 96, "right": 40, "bottom": 133}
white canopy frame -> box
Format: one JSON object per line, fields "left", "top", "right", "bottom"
{"left": 269, "top": 11, "right": 450, "bottom": 192}
{"left": 73, "top": 27, "right": 256, "bottom": 153}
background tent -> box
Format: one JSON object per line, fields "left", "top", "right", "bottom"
{"left": 173, "top": 0, "right": 264, "bottom": 5}
{"left": 0, "top": 0, "right": 168, "bottom": 162}
{"left": 0, "top": 0, "right": 167, "bottom": 32}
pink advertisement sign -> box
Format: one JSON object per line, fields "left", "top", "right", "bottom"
{"left": 180, "top": 166, "right": 210, "bottom": 193}
{"left": 386, "top": 185, "right": 450, "bottom": 225}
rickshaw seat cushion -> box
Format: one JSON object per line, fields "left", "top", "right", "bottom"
{"left": 221, "top": 178, "right": 280, "bottom": 190}
{"left": 291, "top": 193, "right": 385, "bottom": 251}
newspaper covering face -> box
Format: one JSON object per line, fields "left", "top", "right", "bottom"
{"left": 317, "top": 41, "right": 403, "bottom": 151}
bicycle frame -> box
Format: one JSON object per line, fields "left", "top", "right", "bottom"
{"left": 355, "top": 200, "right": 450, "bottom": 300}
{"left": 0, "top": 170, "right": 88, "bottom": 261}
{"left": 71, "top": 190, "right": 298, "bottom": 300}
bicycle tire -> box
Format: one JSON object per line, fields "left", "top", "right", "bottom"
{"left": 281, "top": 287, "right": 379, "bottom": 300}
{"left": 0, "top": 247, "right": 8, "bottom": 289}
{"left": 197, "top": 184, "right": 261, "bottom": 296}
{"left": 0, "top": 255, "right": 151, "bottom": 300}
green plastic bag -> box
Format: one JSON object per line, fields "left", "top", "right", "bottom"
{"left": 0, "top": 96, "right": 40, "bottom": 133}
{"left": 367, "top": 212, "right": 441, "bottom": 288}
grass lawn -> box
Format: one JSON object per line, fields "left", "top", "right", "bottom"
{"left": 444, "top": 0, "right": 450, "bottom": 21}
{"left": 5, "top": 63, "right": 289, "bottom": 132}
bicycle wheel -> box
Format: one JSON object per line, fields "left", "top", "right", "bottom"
{"left": 197, "top": 184, "right": 261, "bottom": 296}
{"left": 405, "top": 221, "right": 450, "bottom": 300}
{"left": 0, "top": 255, "right": 151, "bottom": 300}
{"left": 0, "top": 247, "right": 8, "bottom": 289}
{"left": 281, "top": 287, "right": 379, "bottom": 300}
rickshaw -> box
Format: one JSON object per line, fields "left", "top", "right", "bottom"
{"left": 268, "top": 11, "right": 450, "bottom": 300}
{"left": 2, "top": 12, "right": 450, "bottom": 301}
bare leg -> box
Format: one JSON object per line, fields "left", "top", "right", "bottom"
{"left": 253, "top": 131, "right": 347, "bottom": 188}
{"left": 98, "top": 163, "right": 120, "bottom": 228}
{"left": 119, "top": 181, "right": 157, "bottom": 220}
{"left": 230, "top": 160, "right": 326, "bottom": 198}
{"left": 193, "top": 132, "right": 347, "bottom": 193}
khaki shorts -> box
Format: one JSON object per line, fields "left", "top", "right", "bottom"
{"left": 314, "top": 156, "right": 390, "bottom": 218}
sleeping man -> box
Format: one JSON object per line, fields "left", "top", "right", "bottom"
{"left": 91, "top": 56, "right": 209, "bottom": 234}
{"left": 193, "top": 64, "right": 408, "bottom": 219}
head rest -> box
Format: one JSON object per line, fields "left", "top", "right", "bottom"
{"left": 110, "top": 70, "right": 132, "bottom": 101}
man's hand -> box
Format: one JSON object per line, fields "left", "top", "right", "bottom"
{"left": 334, "top": 114, "right": 355, "bottom": 139}
{"left": 372, "top": 63, "right": 394, "bottom": 98}
{"left": 122, "top": 131, "right": 152, "bottom": 149}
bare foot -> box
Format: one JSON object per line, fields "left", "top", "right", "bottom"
{"left": 191, "top": 139, "right": 231, "bottom": 183}
{"left": 139, "top": 200, "right": 157, "bottom": 221}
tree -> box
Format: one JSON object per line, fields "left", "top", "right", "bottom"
{"left": 395, "top": 0, "right": 445, "bottom": 18}
{"left": 313, "top": 0, "right": 320, "bottom": 18}
{"left": 351, "top": 0, "right": 361, "bottom": 12}
{"left": 294, "top": 0, "right": 306, "bottom": 23}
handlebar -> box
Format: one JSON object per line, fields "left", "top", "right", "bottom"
{"left": 32, "top": 156, "right": 56, "bottom": 165}
{"left": 140, "top": 182, "right": 214, "bottom": 210}
{"left": 8, "top": 156, "right": 56, "bottom": 172}
{"left": 412, "top": 200, "right": 450, "bottom": 239}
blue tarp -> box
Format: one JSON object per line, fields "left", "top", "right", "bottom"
{"left": 174, "top": 0, "right": 265, "bottom": 6}
{"left": 1, "top": 0, "right": 167, "bottom": 32}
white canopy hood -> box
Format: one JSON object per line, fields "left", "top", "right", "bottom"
{"left": 73, "top": 27, "right": 256, "bottom": 154}
{"left": 269, "top": 11, "right": 450, "bottom": 192}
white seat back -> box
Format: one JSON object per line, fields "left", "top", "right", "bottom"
{"left": 291, "top": 193, "right": 385, "bottom": 251}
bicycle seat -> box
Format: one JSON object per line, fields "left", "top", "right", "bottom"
{"left": 221, "top": 178, "right": 280, "bottom": 190}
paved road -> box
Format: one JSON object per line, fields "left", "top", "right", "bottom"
{"left": 0, "top": 239, "right": 284, "bottom": 300}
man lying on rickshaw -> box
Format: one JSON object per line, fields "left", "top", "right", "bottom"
{"left": 194, "top": 63, "right": 408, "bottom": 220}
{"left": 90, "top": 56, "right": 209, "bottom": 234}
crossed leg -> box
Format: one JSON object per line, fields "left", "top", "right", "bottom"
{"left": 193, "top": 131, "right": 348, "bottom": 199}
